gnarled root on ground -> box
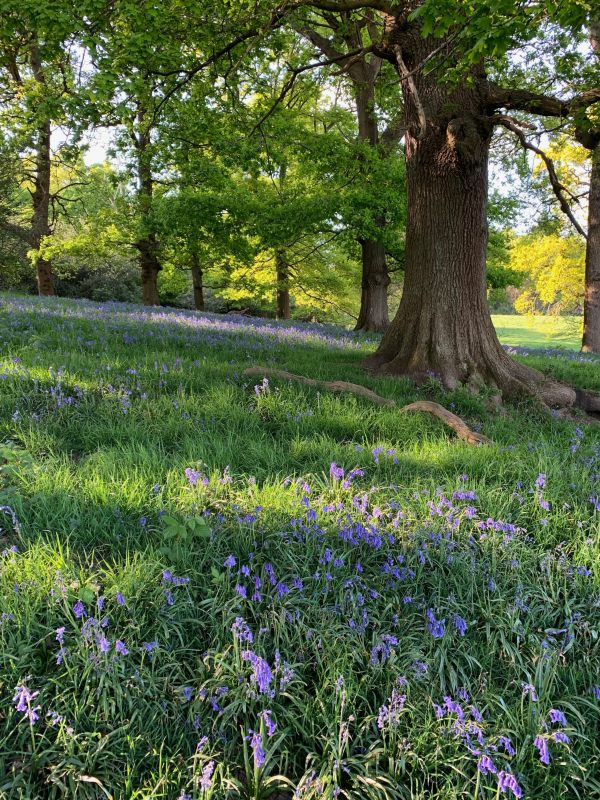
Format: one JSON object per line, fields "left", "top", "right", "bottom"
{"left": 243, "top": 367, "right": 490, "bottom": 445}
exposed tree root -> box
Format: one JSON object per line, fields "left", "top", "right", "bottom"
{"left": 243, "top": 367, "right": 489, "bottom": 445}
{"left": 399, "top": 401, "right": 490, "bottom": 444}
{"left": 244, "top": 367, "right": 394, "bottom": 406}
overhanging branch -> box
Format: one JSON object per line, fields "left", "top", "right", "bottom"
{"left": 494, "top": 115, "right": 587, "bottom": 238}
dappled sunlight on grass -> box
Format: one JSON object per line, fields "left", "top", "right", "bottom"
{"left": 0, "top": 294, "right": 599, "bottom": 799}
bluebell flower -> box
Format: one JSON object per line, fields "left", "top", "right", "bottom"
{"left": 330, "top": 463, "right": 344, "bottom": 480}
{"left": 534, "top": 735, "right": 550, "bottom": 764}
{"left": 115, "top": 640, "right": 128, "bottom": 656}
{"left": 260, "top": 709, "right": 277, "bottom": 736}
{"left": 453, "top": 614, "right": 468, "bottom": 636}
{"left": 73, "top": 600, "right": 86, "bottom": 619}
{"left": 247, "top": 730, "right": 265, "bottom": 767}
{"left": 521, "top": 683, "right": 538, "bottom": 701}
{"left": 548, "top": 708, "right": 567, "bottom": 726}
{"left": 498, "top": 735, "right": 515, "bottom": 756}
{"left": 13, "top": 685, "right": 40, "bottom": 724}
{"left": 497, "top": 771, "right": 522, "bottom": 798}
{"left": 200, "top": 760, "right": 215, "bottom": 790}
{"left": 426, "top": 609, "right": 445, "bottom": 638}
{"left": 242, "top": 650, "right": 273, "bottom": 695}
{"left": 477, "top": 755, "right": 497, "bottom": 774}
{"left": 185, "top": 467, "right": 201, "bottom": 486}
{"left": 232, "top": 616, "right": 253, "bottom": 643}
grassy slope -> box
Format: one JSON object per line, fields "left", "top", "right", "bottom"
{"left": 492, "top": 315, "right": 583, "bottom": 351}
{"left": 0, "top": 294, "right": 599, "bottom": 800}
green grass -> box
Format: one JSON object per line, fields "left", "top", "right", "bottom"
{"left": 0, "top": 294, "right": 599, "bottom": 800}
{"left": 492, "top": 315, "right": 583, "bottom": 351}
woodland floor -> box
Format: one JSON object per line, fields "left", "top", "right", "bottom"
{"left": 0, "top": 294, "right": 599, "bottom": 800}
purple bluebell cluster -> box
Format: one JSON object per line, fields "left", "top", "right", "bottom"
{"left": 2, "top": 295, "right": 600, "bottom": 798}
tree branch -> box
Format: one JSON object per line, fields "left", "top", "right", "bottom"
{"left": 494, "top": 116, "right": 587, "bottom": 238}
{"left": 392, "top": 44, "right": 426, "bottom": 139}
{"left": 488, "top": 84, "right": 600, "bottom": 118}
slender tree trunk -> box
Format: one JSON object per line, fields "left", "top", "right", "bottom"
{"left": 371, "top": 22, "right": 574, "bottom": 407}
{"left": 354, "top": 82, "right": 391, "bottom": 333}
{"left": 30, "top": 119, "right": 54, "bottom": 296}
{"left": 190, "top": 252, "right": 205, "bottom": 311}
{"left": 582, "top": 144, "right": 600, "bottom": 353}
{"left": 580, "top": 23, "right": 600, "bottom": 353}
{"left": 29, "top": 45, "right": 54, "bottom": 296}
{"left": 275, "top": 249, "right": 290, "bottom": 320}
{"left": 135, "top": 133, "right": 161, "bottom": 306}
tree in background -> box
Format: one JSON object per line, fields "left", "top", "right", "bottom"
{"left": 0, "top": 0, "right": 83, "bottom": 295}
{"left": 295, "top": 9, "right": 404, "bottom": 331}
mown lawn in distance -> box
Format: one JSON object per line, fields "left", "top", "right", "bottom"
{"left": 0, "top": 293, "right": 599, "bottom": 800}
{"left": 492, "top": 315, "right": 582, "bottom": 351}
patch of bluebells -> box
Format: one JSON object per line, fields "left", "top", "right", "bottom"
{"left": 242, "top": 650, "right": 274, "bottom": 696}
{"left": 3, "top": 295, "right": 600, "bottom": 798}
{"left": 13, "top": 684, "right": 40, "bottom": 724}
{"left": 427, "top": 609, "right": 445, "bottom": 639}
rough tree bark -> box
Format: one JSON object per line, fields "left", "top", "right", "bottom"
{"left": 582, "top": 143, "right": 600, "bottom": 353}
{"left": 368, "top": 15, "right": 578, "bottom": 407}
{"left": 134, "top": 124, "right": 161, "bottom": 306}
{"left": 275, "top": 248, "right": 291, "bottom": 320}
{"left": 29, "top": 45, "right": 54, "bottom": 296}
{"left": 190, "top": 252, "right": 205, "bottom": 311}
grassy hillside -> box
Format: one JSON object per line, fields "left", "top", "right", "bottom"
{"left": 0, "top": 294, "right": 599, "bottom": 799}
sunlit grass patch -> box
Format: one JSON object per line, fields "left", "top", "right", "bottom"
{"left": 0, "top": 294, "right": 599, "bottom": 799}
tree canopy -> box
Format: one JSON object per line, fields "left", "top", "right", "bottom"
{"left": 0, "top": 0, "right": 598, "bottom": 395}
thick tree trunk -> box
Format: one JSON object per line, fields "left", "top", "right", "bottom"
{"left": 355, "top": 236, "right": 390, "bottom": 332}
{"left": 275, "top": 249, "right": 290, "bottom": 320}
{"left": 370, "top": 22, "right": 575, "bottom": 407}
{"left": 190, "top": 252, "right": 205, "bottom": 311}
{"left": 354, "top": 82, "right": 391, "bottom": 333}
{"left": 582, "top": 145, "right": 600, "bottom": 352}
{"left": 29, "top": 86, "right": 54, "bottom": 295}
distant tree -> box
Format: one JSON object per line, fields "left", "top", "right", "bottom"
{"left": 295, "top": 10, "right": 404, "bottom": 331}
{"left": 0, "top": 0, "right": 82, "bottom": 294}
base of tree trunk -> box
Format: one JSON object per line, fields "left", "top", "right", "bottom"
{"left": 190, "top": 256, "right": 205, "bottom": 310}
{"left": 368, "top": 304, "right": 580, "bottom": 409}
{"left": 141, "top": 263, "right": 161, "bottom": 306}
{"left": 36, "top": 259, "right": 55, "bottom": 296}
{"left": 354, "top": 239, "right": 390, "bottom": 333}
